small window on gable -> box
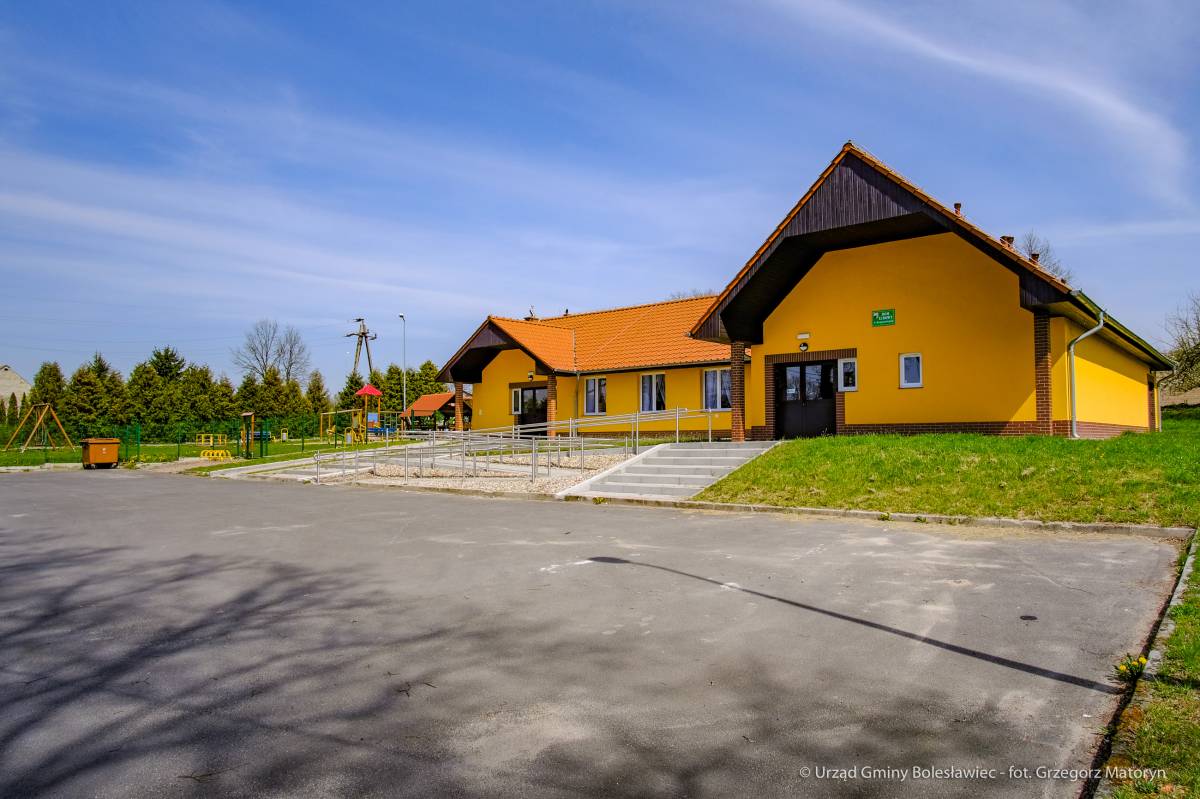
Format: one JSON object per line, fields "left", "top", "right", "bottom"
{"left": 837, "top": 358, "right": 858, "bottom": 392}
{"left": 585, "top": 377, "right": 607, "bottom": 415}
{"left": 511, "top": 388, "right": 522, "bottom": 415}
{"left": 899, "top": 353, "right": 923, "bottom": 388}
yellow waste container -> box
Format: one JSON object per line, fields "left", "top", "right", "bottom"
{"left": 81, "top": 438, "right": 120, "bottom": 469}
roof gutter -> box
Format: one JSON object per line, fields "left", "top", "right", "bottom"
{"left": 1067, "top": 308, "right": 1105, "bottom": 439}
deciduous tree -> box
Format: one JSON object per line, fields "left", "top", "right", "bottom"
{"left": 1018, "top": 232, "right": 1075, "bottom": 285}
{"left": 1164, "top": 292, "right": 1200, "bottom": 394}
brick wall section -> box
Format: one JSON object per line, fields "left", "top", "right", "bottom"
{"left": 454, "top": 382, "right": 464, "bottom": 431}
{"left": 841, "top": 420, "right": 1048, "bottom": 436}
{"left": 1148, "top": 377, "right": 1159, "bottom": 432}
{"left": 833, "top": 419, "right": 1148, "bottom": 438}
{"left": 1033, "top": 310, "right": 1052, "bottom": 434}
{"left": 730, "top": 342, "right": 746, "bottom": 442}
{"left": 1051, "top": 419, "right": 1148, "bottom": 439}
{"left": 546, "top": 374, "right": 557, "bottom": 437}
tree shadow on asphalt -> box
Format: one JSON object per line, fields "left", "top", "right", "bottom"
{"left": 586, "top": 556, "right": 1117, "bottom": 694}
{"left": 0, "top": 531, "right": 1064, "bottom": 798}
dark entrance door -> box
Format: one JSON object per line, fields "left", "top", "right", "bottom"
{"left": 518, "top": 387, "right": 548, "bottom": 428}
{"left": 775, "top": 362, "right": 836, "bottom": 438}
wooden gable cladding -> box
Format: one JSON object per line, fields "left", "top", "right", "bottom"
{"left": 438, "top": 319, "right": 552, "bottom": 383}
{"left": 695, "top": 152, "right": 948, "bottom": 343}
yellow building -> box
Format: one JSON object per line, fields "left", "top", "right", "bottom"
{"left": 441, "top": 142, "right": 1171, "bottom": 440}
{"left": 438, "top": 297, "right": 746, "bottom": 435}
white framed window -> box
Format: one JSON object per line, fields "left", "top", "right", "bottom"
{"left": 703, "top": 368, "right": 732, "bottom": 410}
{"left": 899, "top": 353, "right": 923, "bottom": 388}
{"left": 584, "top": 377, "right": 607, "bottom": 415}
{"left": 640, "top": 373, "right": 666, "bottom": 412}
{"left": 837, "top": 358, "right": 858, "bottom": 392}
{"left": 511, "top": 388, "right": 522, "bottom": 415}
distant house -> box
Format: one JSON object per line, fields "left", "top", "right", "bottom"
{"left": 402, "top": 391, "right": 472, "bottom": 429}
{"left": 0, "top": 365, "right": 31, "bottom": 405}
{"left": 1162, "top": 386, "right": 1200, "bottom": 406}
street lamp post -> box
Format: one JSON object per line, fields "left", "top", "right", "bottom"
{"left": 398, "top": 313, "right": 407, "bottom": 430}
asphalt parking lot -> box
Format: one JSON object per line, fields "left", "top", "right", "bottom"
{"left": 0, "top": 471, "right": 1179, "bottom": 798}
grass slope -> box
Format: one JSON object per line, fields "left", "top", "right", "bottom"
{"left": 698, "top": 418, "right": 1200, "bottom": 527}
{"left": 1110, "top": 561, "right": 1200, "bottom": 797}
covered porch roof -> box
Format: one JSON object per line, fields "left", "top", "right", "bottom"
{"left": 690, "top": 141, "right": 1171, "bottom": 371}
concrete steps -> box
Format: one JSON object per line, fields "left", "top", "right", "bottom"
{"left": 565, "top": 441, "right": 775, "bottom": 501}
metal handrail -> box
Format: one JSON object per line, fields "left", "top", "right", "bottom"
{"left": 310, "top": 428, "right": 627, "bottom": 485}
{"left": 465, "top": 406, "right": 725, "bottom": 441}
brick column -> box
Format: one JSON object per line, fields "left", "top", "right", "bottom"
{"left": 454, "top": 381, "right": 464, "bottom": 431}
{"left": 546, "top": 374, "right": 557, "bottom": 437}
{"left": 1033, "top": 310, "right": 1052, "bottom": 435}
{"left": 730, "top": 341, "right": 746, "bottom": 442}
{"left": 1148, "top": 376, "right": 1159, "bottom": 432}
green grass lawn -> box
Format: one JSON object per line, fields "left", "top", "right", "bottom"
{"left": 1109, "top": 561, "right": 1200, "bottom": 797}
{"left": 697, "top": 417, "right": 1200, "bottom": 527}
{"left": 0, "top": 437, "right": 390, "bottom": 469}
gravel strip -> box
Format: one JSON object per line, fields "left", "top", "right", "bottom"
{"left": 340, "top": 454, "right": 629, "bottom": 495}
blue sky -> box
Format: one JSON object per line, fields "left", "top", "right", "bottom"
{"left": 2, "top": 1, "right": 1198, "bottom": 386}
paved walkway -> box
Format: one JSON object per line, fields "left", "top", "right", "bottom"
{"left": 0, "top": 472, "right": 1179, "bottom": 798}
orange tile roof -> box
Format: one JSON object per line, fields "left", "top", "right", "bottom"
{"left": 491, "top": 295, "right": 736, "bottom": 373}
{"left": 402, "top": 391, "right": 459, "bottom": 417}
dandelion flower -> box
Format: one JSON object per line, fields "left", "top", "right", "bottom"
{"left": 1138, "top": 656, "right": 1147, "bottom": 665}
{"left": 1118, "top": 664, "right": 1127, "bottom": 671}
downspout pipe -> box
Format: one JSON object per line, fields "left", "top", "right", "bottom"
{"left": 1067, "top": 309, "right": 1105, "bottom": 439}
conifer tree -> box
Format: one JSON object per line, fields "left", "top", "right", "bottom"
{"left": 336, "top": 371, "right": 364, "bottom": 409}
{"left": 236, "top": 373, "right": 261, "bottom": 414}
{"left": 305, "top": 370, "right": 331, "bottom": 417}
{"left": 382, "top": 364, "right": 406, "bottom": 414}
{"left": 28, "top": 362, "right": 66, "bottom": 409}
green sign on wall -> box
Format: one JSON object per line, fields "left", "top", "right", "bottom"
{"left": 872, "top": 308, "right": 896, "bottom": 327}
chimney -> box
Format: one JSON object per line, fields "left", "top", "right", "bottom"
{"left": 953, "top": 202, "right": 962, "bottom": 217}
{"left": 1031, "top": 253, "right": 1040, "bottom": 264}
{"left": 524, "top": 306, "right": 539, "bottom": 321}
{"left": 1000, "top": 235, "right": 1015, "bottom": 248}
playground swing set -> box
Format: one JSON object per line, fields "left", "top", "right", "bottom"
{"left": 3, "top": 403, "right": 75, "bottom": 453}
{"left": 318, "top": 384, "right": 403, "bottom": 444}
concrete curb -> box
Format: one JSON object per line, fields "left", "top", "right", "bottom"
{"left": 317, "top": 480, "right": 560, "bottom": 502}
{"left": 0, "top": 463, "right": 82, "bottom": 473}
{"left": 1094, "top": 531, "right": 1197, "bottom": 797}
{"left": 558, "top": 495, "right": 1195, "bottom": 539}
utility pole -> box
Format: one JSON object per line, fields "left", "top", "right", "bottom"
{"left": 345, "top": 318, "right": 377, "bottom": 378}
{"left": 398, "top": 313, "right": 407, "bottom": 430}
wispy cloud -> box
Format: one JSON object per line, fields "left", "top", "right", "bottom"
{"left": 756, "top": 0, "right": 1193, "bottom": 209}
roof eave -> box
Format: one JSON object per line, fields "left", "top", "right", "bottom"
{"left": 1066, "top": 291, "right": 1174, "bottom": 371}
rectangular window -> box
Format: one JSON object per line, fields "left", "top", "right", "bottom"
{"left": 511, "top": 388, "right": 522, "bottom": 415}
{"left": 899, "top": 353, "right": 923, "bottom": 388}
{"left": 640, "top": 373, "right": 666, "bottom": 412}
{"left": 584, "top": 377, "right": 607, "bottom": 415}
{"left": 837, "top": 358, "right": 858, "bottom": 392}
{"left": 703, "top": 368, "right": 732, "bottom": 410}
